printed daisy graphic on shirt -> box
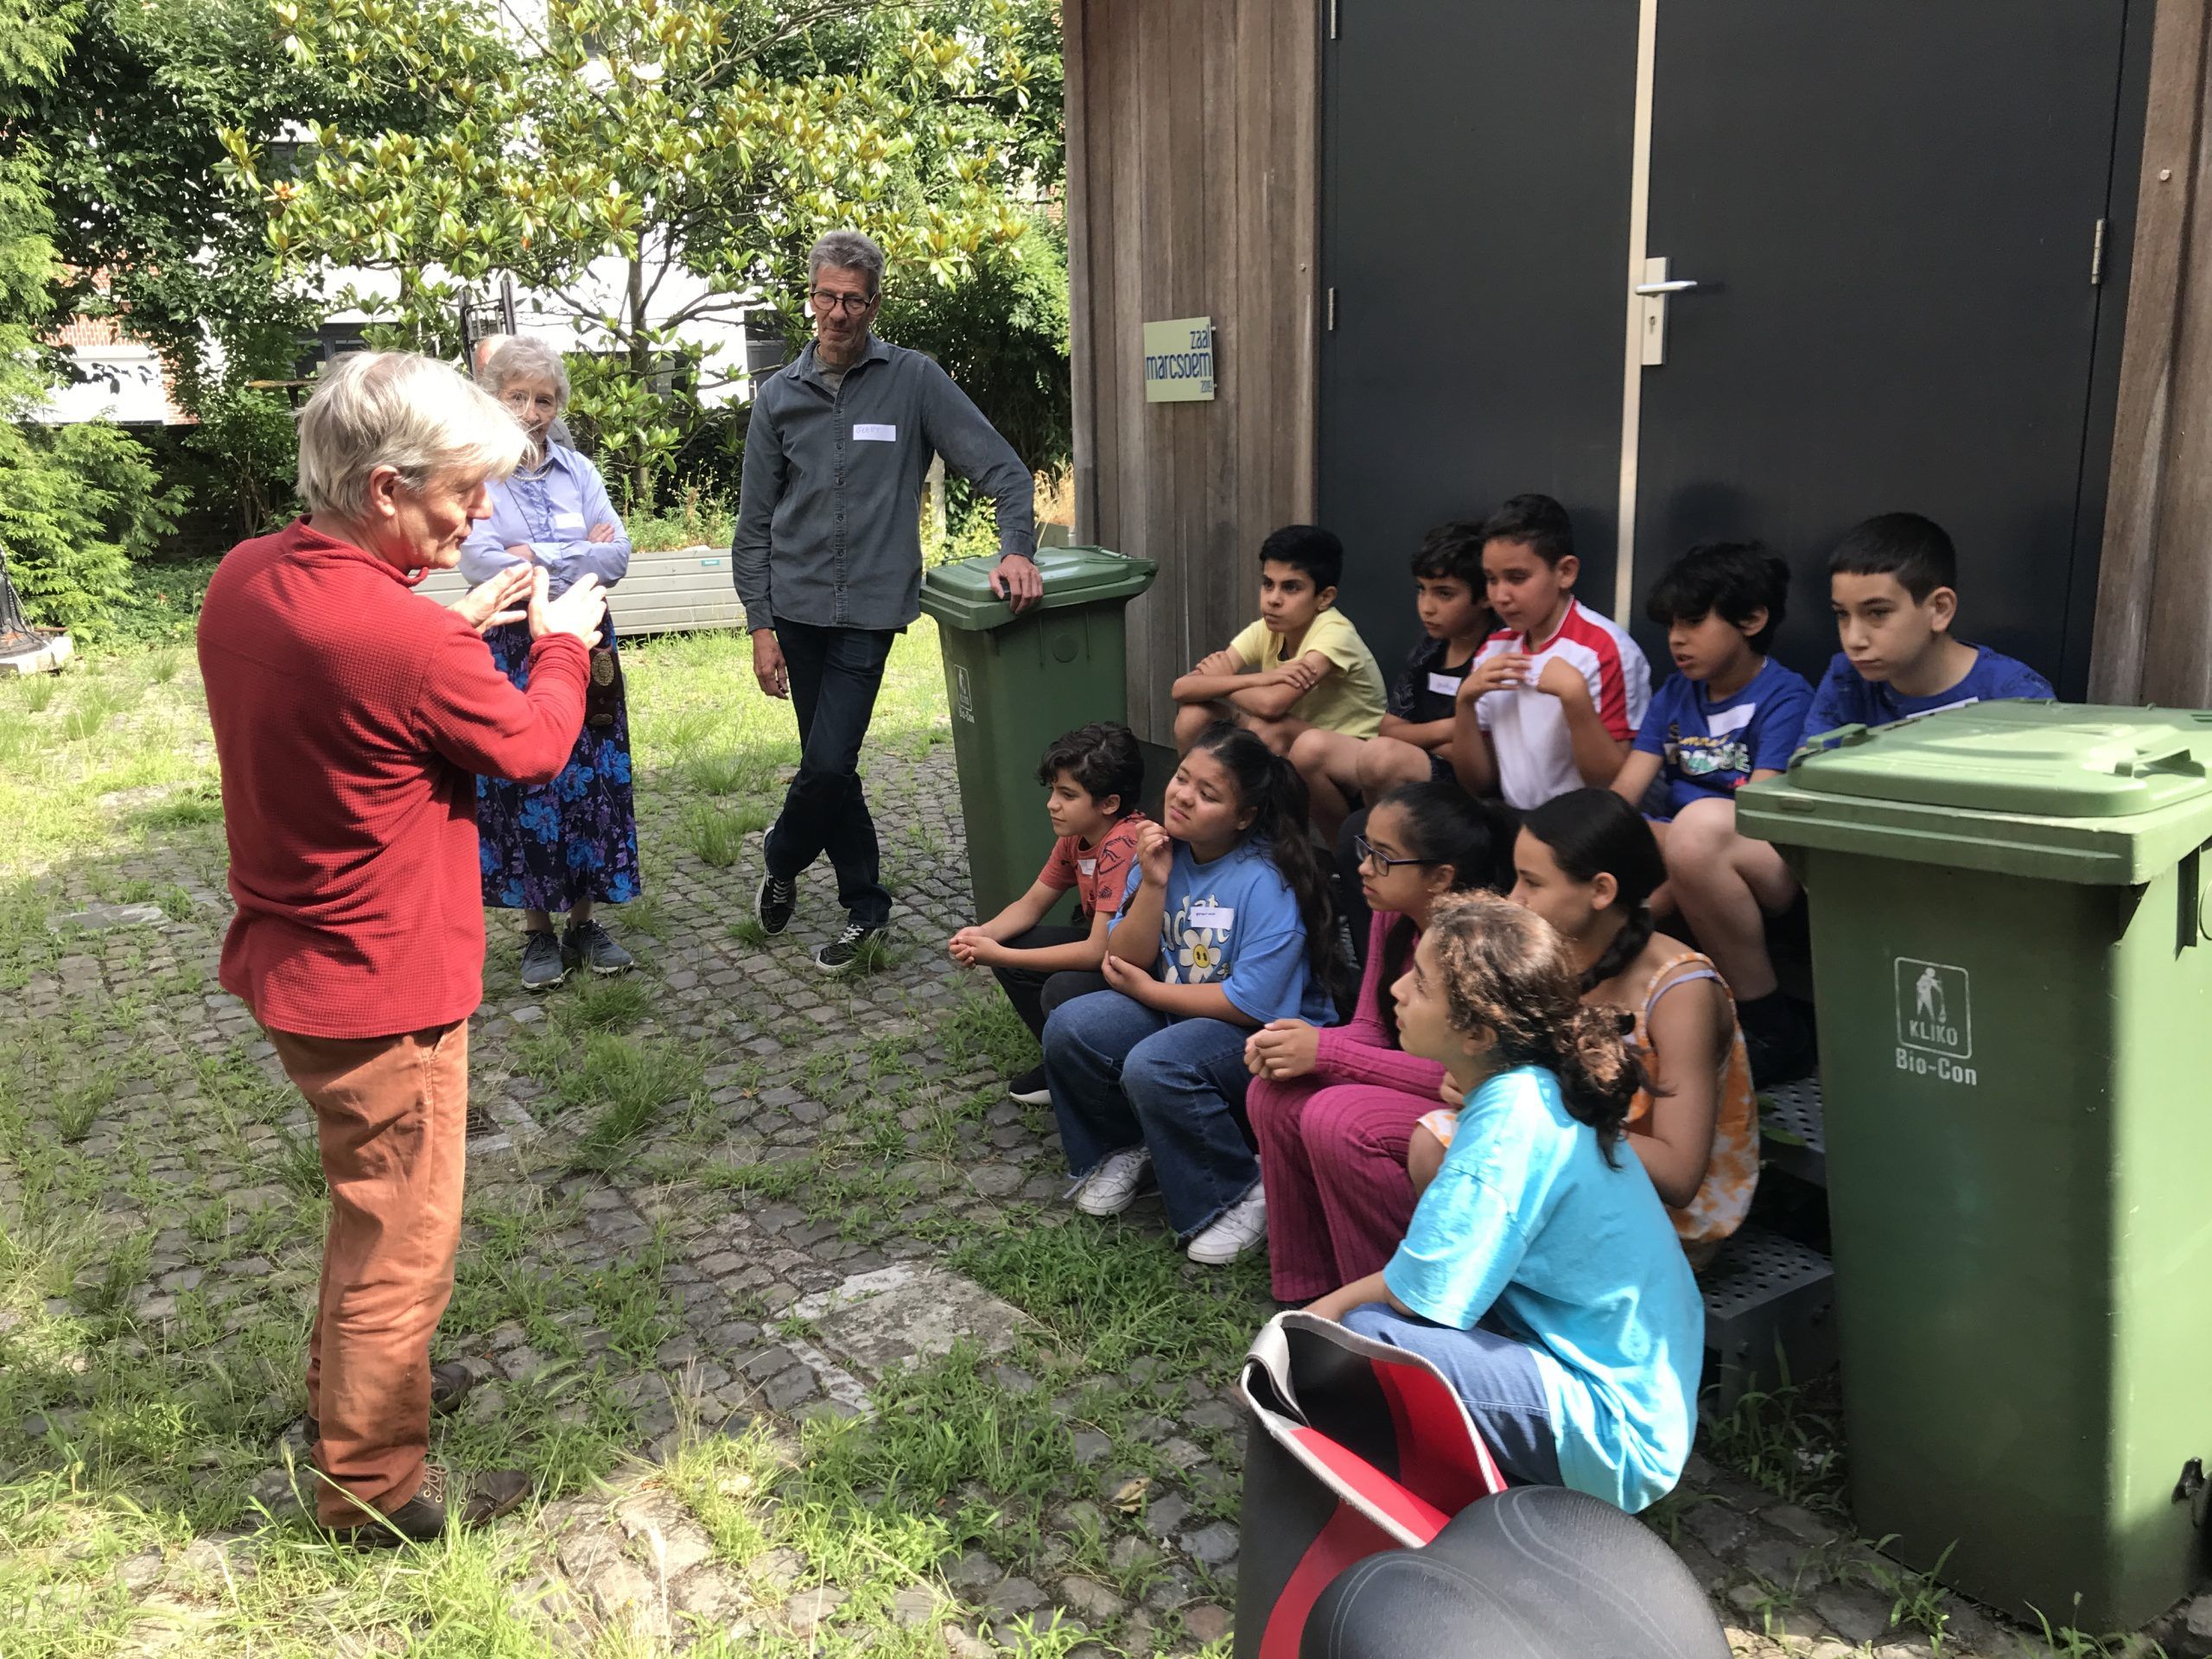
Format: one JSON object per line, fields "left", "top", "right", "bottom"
{"left": 1160, "top": 892, "right": 1235, "bottom": 985}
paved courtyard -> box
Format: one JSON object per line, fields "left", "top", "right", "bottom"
{"left": 0, "top": 628, "right": 2199, "bottom": 1656}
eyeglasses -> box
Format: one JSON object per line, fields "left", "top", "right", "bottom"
{"left": 808, "top": 289, "right": 876, "bottom": 315}
{"left": 1355, "top": 834, "right": 1437, "bottom": 873}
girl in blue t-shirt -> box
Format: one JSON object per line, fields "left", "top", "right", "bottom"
{"left": 1307, "top": 891, "right": 1702, "bottom": 1513}
{"left": 1042, "top": 721, "right": 1344, "bottom": 1268}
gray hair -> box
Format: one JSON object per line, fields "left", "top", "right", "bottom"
{"left": 296, "top": 352, "right": 530, "bottom": 520}
{"left": 480, "top": 334, "right": 572, "bottom": 407}
{"left": 808, "top": 229, "right": 886, "bottom": 297}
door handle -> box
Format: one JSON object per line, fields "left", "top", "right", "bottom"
{"left": 1637, "top": 257, "right": 1695, "bottom": 366}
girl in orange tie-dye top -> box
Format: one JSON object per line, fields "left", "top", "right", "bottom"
{"left": 1409, "top": 788, "right": 1758, "bottom": 1267}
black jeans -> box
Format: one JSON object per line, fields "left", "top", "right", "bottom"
{"left": 988, "top": 925, "right": 1108, "bottom": 1039}
{"left": 763, "top": 618, "right": 896, "bottom": 929}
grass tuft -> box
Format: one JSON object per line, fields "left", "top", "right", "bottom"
{"left": 679, "top": 803, "right": 747, "bottom": 869}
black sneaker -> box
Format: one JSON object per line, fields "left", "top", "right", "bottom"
{"left": 563, "top": 918, "right": 633, "bottom": 976}
{"left": 811, "top": 921, "right": 887, "bottom": 975}
{"left": 755, "top": 873, "right": 798, "bottom": 936}
{"left": 1007, "top": 1064, "right": 1051, "bottom": 1106}
{"left": 519, "top": 930, "right": 569, "bottom": 991}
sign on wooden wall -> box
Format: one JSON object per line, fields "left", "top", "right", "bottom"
{"left": 1142, "top": 317, "right": 1216, "bottom": 402}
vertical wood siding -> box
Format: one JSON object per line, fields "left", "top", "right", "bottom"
{"left": 1064, "top": 0, "right": 1322, "bottom": 746}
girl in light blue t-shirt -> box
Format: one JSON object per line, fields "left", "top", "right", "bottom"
{"left": 1043, "top": 721, "right": 1344, "bottom": 1268}
{"left": 1307, "top": 892, "right": 1702, "bottom": 1513}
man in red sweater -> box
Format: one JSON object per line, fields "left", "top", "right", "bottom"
{"left": 198, "top": 352, "right": 607, "bottom": 1545}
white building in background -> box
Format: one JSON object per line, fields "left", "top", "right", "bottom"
{"left": 36, "top": 315, "right": 186, "bottom": 427}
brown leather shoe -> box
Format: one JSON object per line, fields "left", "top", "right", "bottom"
{"left": 328, "top": 1464, "right": 531, "bottom": 1548}
{"left": 303, "top": 1360, "right": 477, "bottom": 1448}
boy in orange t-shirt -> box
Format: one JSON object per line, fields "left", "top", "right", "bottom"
{"left": 949, "top": 722, "right": 1149, "bottom": 1104}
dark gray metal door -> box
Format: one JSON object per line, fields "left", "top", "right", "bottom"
{"left": 1628, "top": 3, "right": 2142, "bottom": 695}
{"left": 1319, "top": 3, "right": 1639, "bottom": 672}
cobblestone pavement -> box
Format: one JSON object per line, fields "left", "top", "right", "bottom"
{"left": 3, "top": 664, "right": 2202, "bottom": 1657}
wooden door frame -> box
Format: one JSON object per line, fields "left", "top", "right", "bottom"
{"left": 2092, "top": 0, "right": 2212, "bottom": 704}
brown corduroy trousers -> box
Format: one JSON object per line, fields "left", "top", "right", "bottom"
{"left": 264, "top": 1020, "right": 468, "bottom": 1527}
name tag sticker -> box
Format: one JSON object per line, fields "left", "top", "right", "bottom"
{"left": 1705, "top": 703, "right": 1757, "bottom": 738}
{"left": 1189, "top": 903, "right": 1235, "bottom": 931}
{"left": 1077, "top": 858, "right": 1097, "bottom": 876}
{"left": 854, "top": 423, "right": 898, "bottom": 442}
{"left": 1427, "top": 671, "right": 1463, "bottom": 697}
{"left": 554, "top": 512, "right": 585, "bottom": 530}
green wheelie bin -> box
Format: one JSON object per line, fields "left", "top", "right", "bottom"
{"left": 1737, "top": 702, "right": 2212, "bottom": 1628}
{"left": 918, "top": 545, "right": 1157, "bottom": 917}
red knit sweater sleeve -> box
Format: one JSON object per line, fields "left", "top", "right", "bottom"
{"left": 414, "top": 628, "right": 591, "bottom": 785}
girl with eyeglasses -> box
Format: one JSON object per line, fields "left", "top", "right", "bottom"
{"left": 1245, "top": 781, "right": 1512, "bottom": 1305}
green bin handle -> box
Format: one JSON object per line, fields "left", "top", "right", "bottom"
{"left": 2115, "top": 745, "right": 2208, "bottom": 781}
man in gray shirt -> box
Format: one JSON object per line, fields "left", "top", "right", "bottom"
{"left": 735, "top": 229, "right": 1042, "bottom": 971}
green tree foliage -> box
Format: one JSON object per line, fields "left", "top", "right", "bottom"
{"left": 22, "top": 0, "right": 480, "bottom": 404}
{"left": 228, "top": 0, "right": 1058, "bottom": 506}
{"left": 880, "top": 218, "right": 1070, "bottom": 479}
{"left": 0, "top": 0, "right": 180, "bottom": 632}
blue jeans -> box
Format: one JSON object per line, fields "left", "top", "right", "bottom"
{"left": 764, "top": 619, "right": 895, "bottom": 930}
{"left": 1344, "top": 1303, "right": 1563, "bottom": 1488}
{"left": 1041, "top": 989, "right": 1258, "bottom": 1237}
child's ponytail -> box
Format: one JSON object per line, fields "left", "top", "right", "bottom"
{"left": 1519, "top": 790, "right": 1666, "bottom": 993}
{"left": 1189, "top": 722, "right": 1348, "bottom": 1004}
{"left": 1424, "top": 892, "right": 1645, "bottom": 1160}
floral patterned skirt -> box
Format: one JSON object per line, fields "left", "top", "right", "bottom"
{"left": 476, "top": 617, "right": 642, "bottom": 912}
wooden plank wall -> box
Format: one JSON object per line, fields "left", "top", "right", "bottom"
{"left": 1064, "top": 0, "right": 1322, "bottom": 747}
{"left": 2088, "top": 0, "right": 2212, "bottom": 704}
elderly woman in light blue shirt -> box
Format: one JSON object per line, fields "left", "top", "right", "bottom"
{"left": 461, "top": 336, "right": 642, "bottom": 990}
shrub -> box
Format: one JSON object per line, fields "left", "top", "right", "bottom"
{"left": 0, "top": 419, "right": 183, "bottom": 637}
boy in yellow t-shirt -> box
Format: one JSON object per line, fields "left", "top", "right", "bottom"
{"left": 1169, "top": 524, "right": 1389, "bottom": 757}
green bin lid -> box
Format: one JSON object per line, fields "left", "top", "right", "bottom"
{"left": 919, "top": 545, "right": 1159, "bottom": 632}
{"left": 1738, "top": 702, "right": 2212, "bottom": 884}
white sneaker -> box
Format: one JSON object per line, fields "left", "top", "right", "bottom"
{"left": 1070, "top": 1148, "right": 1150, "bottom": 1217}
{"left": 1185, "top": 1184, "right": 1268, "bottom": 1265}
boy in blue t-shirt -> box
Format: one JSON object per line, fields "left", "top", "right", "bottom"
{"left": 1611, "top": 542, "right": 1815, "bottom": 1086}
{"left": 1806, "top": 512, "right": 2054, "bottom": 735}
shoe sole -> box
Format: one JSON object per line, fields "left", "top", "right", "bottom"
{"left": 1185, "top": 1238, "right": 1274, "bottom": 1274}
{"left": 1185, "top": 1235, "right": 1263, "bottom": 1266}
{"left": 583, "top": 960, "right": 632, "bottom": 976}
{"left": 523, "top": 968, "right": 569, "bottom": 992}
{"left": 812, "top": 939, "right": 887, "bottom": 975}
{"left": 1074, "top": 1188, "right": 1139, "bottom": 1217}
{"left": 1007, "top": 1086, "right": 1052, "bottom": 1106}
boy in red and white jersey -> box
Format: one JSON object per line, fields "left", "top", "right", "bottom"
{"left": 1451, "top": 494, "right": 1650, "bottom": 811}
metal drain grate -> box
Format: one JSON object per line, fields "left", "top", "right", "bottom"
{"left": 1759, "top": 1077, "right": 1827, "bottom": 1187}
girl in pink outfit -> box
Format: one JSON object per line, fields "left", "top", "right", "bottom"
{"left": 1246, "top": 783, "right": 1511, "bottom": 1303}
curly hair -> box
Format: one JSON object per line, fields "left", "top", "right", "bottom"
{"left": 1421, "top": 891, "right": 1643, "bottom": 1160}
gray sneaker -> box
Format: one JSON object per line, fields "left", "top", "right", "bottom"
{"left": 520, "top": 930, "right": 569, "bottom": 991}
{"left": 563, "top": 918, "right": 633, "bottom": 976}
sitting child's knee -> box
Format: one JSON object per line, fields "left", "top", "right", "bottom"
{"left": 1663, "top": 799, "right": 1738, "bottom": 865}
{"left": 1287, "top": 727, "right": 1333, "bottom": 772}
